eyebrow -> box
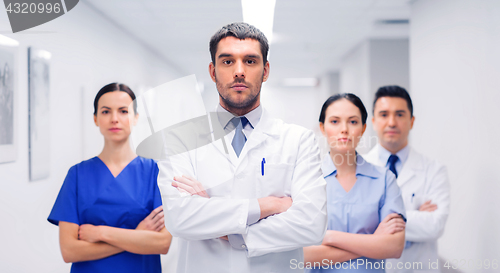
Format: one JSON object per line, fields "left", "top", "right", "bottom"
{"left": 217, "top": 53, "right": 232, "bottom": 59}
{"left": 377, "top": 110, "right": 407, "bottom": 114}
{"left": 100, "top": 106, "right": 129, "bottom": 109}
{"left": 217, "top": 53, "right": 261, "bottom": 59}
{"left": 246, "top": 54, "right": 261, "bottom": 59}
{"left": 330, "top": 116, "right": 360, "bottom": 119}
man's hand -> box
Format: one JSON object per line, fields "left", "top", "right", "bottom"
{"left": 374, "top": 213, "right": 406, "bottom": 235}
{"left": 78, "top": 224, "right": 102, "bottom": 243}
{"left": 418, "top": 200, "right": 437, "bottom": 212}
{"left": 172, "top": 175, "right": 209, "bottom": 198}
{"left": 258, "top": 196, "right": 293, "bottom": 219}
{"left": 136, "top": 206, "right": 165, "bottom": 232}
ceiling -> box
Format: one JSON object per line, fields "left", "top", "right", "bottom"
{"left": 84, "top": 0, "right": 411, "bottom": 87}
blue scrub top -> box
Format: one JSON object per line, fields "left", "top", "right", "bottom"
{"left": 308, "top": 154, "right": 406, "bottom": 272}
{"left": 48, "top": 156, "right": 163, "bottom": 273}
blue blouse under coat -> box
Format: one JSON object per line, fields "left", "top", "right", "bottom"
{"left": 308, "top": 154, "right": 406, "bottom": 272}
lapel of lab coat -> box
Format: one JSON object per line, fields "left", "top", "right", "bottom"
{"left": 209, "top": 108, "right": 280, "bottom": 169}
{"left": 364, "top": 146, "right": 384, "bottom": 167}
{"left": 397, "top": 148, "right": 423, "bottom": 187}
{"left": 237, "top": 109, "right": 280, "bottom": 164}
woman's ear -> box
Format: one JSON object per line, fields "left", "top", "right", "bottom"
{"left": 93, "top": 114, "right": 98, "bottom": 126}
{"left": 361, "top": 123, "right": 367, "bottom": 135}
{"left": 319, "top": 122, "right": 326, "bottom": 136}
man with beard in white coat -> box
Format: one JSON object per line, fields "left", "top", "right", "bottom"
{"left": 364, "top": 86, "right": 450, "bottom": 273}
{"left": 157, "top": 22, "right": 327, "bottom": 273}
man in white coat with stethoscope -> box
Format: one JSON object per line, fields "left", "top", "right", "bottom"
{"left": 157, "top": 22, "right": 327, "bottom": 273}
{"left": 364, "top": 86, "right": 450, "bottom": 273}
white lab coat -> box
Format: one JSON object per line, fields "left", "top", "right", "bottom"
{"left": 364, "top": 146, "right": 450, "bottom": 273}
{"left": 157, "top": 109, "right": 327, "bottom": 273}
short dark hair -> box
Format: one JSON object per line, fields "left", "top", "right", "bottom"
{"left": 373, "top": 85, "right": 413, "bottom": 117}
{"left": 209, "top": 22, "right": 269, "bottom": 65}
{"left": 319, "top": 93, "right": 368, "bottom": 125}
{"left": 93, "top": 83, "right": 137, "bottom": 115}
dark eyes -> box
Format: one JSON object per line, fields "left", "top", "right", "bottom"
{"left": 101, "top": 110, "right": 128, "bottom": 114}
{"left": 221, "top": 59, "right": 256, "bottom": 65}
{"left": 330, "top": 120, "right": 358, "bottom": 124}
{"left": 380, "top": 113, "right": 404, "bottom": 117}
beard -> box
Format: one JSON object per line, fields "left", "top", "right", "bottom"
{"left": 216, "top": 76, "right": 262, "bottom": 110}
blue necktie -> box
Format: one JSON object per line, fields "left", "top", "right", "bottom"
{"left": 388, "top": 154, "right": 410, "bottom": 248}
{"left": 231, "top": 117, "right": 248, "bottom": 157}
{"left": 388, "top": 154, "right": 399, "bottom": 178}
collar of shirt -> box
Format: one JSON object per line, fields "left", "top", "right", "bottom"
{"left": 376, "top": 143, "right": 410, "bottom": 168}
{"left": 216, "top": 104, "right": 262, "bottom": 137}
{"left": 321, "top": 153, "right": 381, "bottom": 179}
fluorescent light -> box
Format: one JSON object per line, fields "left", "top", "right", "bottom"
{"left": 0, "top": 34, "right": 19, "bottom": 47}
{"left": 283, "top": 78, "right": 319, "bottom": 87}
{"left": 241, "top": 0, "right": 276, "bottom": 43}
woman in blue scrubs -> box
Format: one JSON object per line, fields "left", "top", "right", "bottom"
{"left": 48, "top": 83, "right": 171, "bottom": 273}
{"left": 304, "top": 93, "right": 406, "bottom": 272}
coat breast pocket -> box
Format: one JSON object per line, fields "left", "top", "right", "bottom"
{"left": 256, "top": 163, "right": 293, "bottom": 198}
{"left": 402, "top": 179, "right": 426, "bottom": 211}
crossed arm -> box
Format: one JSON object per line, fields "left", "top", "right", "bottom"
{"left": 309, "top": 190, "right": 444, "bottom": 263}
{"left": 406, "top": 165, "right": 450, "bottom": 242}
{"left": 161, "top": 130, "right": 326, "bottom": 257}
{"left": 59, "top": 206, "right": 172, "bottom": 263}
{"left": 172, "top": 175, "right": 293, "bottom": 238}
{"left": 303, "top": 213, "right": 406, "bottom": 264}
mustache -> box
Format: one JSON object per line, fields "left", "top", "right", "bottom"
{"left": 233, "top": 78, "right": 247, "bottom": 84}
{"left": 226, "top": 78, "right": 251, "bottom": 87}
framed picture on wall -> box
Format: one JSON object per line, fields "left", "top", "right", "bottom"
{"left": 28, "top": 47, "right": 51, "bottom": 181}
{"left": 0, "top": 35, "right": 18, "bottom": 164}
